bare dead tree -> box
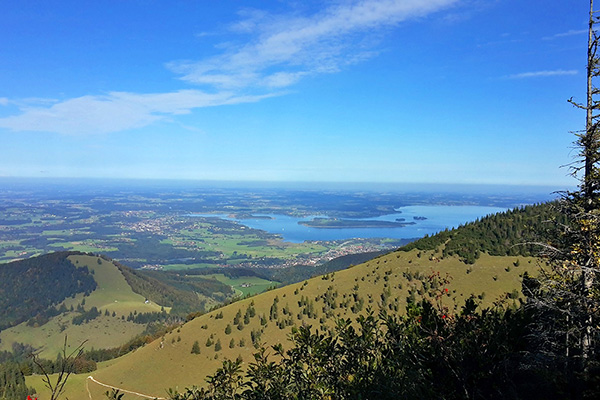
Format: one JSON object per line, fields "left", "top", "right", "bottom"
{"left": 30, "top": 336, "right": 87, "bottom": 400}
{"left": 568, "top": 0, "right": 600, "bottom": 203}
{"left": 531, "top": 0, "right": 600, "bottom": 376}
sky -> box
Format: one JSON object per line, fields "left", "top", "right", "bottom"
{"left": 0, "top": 0, "right": 590, "bottom": 187}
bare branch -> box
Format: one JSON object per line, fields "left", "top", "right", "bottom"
{"left": 29, "top": 336, "right": 87, "bottom": 400}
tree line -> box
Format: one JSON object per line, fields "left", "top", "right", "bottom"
{"left": 400, "top": 202, "right": 565, "bottom": 263}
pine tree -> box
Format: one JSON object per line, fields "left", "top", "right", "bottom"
{"left": 191, "top": 341, "right": 201, "bottom": 355}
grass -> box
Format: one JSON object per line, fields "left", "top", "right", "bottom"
{"left": 47, "top": 242, "right": 120, "bottom": 253}
{"left": 0, "top": 249, "right": 43, "bottom": 262}
{"left": 31, "top": 248, "right": 539, "bottom": 399}
{"left": 64, "top": 255, "right": 167, "bottom": 314}
{"left": 0, "top": 240, "right": 20, "bottom": 248}
{"left": 40, "top": 229, "right": 88, "bottom": 236}
{"left": 0, "top": 249, "right": 29, "bottom": 258}
{"left": 0, "top": 314, "right": 145, "bottom": 360}
{"left": 201, "top": 274, "right": 276, "bottom": 297}
{"left": 27, "top": 372, "right": 90, "bottom": 400}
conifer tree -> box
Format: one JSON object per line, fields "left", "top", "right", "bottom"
{"left": 191, "top": 341, "right": 201, "bottom": 355}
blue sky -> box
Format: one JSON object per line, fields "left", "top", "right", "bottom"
{"left": 0, "top": 0, "right": 589, "bottom": 187}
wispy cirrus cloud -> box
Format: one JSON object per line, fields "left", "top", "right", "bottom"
{"left": 543, "top": 29, "right": 587, "bottom": 40}
{"left": 0, "top": 90, "right": 274, "bottom": 135}
{"left": 168, "top": 0, "right": 459, "bottom": 90}
{"left": 0, "top": 0, "right": 458, "bottom": 135}
{"left": 506, "top": 69, "right": 578, "bottom": 79}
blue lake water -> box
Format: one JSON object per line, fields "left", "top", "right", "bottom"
{"left": 192, "top": 205, "right": 507, "bottom": 243}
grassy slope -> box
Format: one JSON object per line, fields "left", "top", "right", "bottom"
{"left": 0, "top": 255, "right": 164, "bottom": 358}
{"left": 65, "top": 255, "right": 166, "bottom": 314}
{"left": 38, "top": 248, "right": 538, "bottom": 399}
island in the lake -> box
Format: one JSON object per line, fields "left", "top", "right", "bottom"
{"left": 299, "top": 217, "right": 416, "bottom": 229}
{"left": 228, "top": 213, "right": 274, "bottom": 220}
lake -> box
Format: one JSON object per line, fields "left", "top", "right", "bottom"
{"left": 192, "top": 205, "right": 507, "bottom": 243}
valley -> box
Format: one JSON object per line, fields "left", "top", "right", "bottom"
{"left": 0, "top": 181, "right": 564, "bottom": 399}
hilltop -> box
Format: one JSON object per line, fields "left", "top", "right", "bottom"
{"left": 0, "top": 252, "right": 233, "bottom": 359}
{"left": 0, "top": 251, "right": 97, "bottom": 331}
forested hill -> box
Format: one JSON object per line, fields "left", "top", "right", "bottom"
{"left": 257, "top": 250, "right": 390, "bottom": 284}
{"left": 400, "top": 202, "right": 562, "bottom": 263}
{"left": 110, "top": 258, "right": 234, "bottom": 315}
{"left": 0, "top": 251, "right": 96, "bottom": 330}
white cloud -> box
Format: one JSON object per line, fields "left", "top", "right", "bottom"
{"left": 261, "top": 71, "right": 307, "bottom": 88}
{"left": 169, "top": 0, "right": 458, "bottom": 90}
{"left": 543, "top": 29, "right": 587, "bottom": 40}
{"left": 506, "top": 69, "right": 578, "bottom": 79}
{"left": 0, "top": 98, "right": 9, "bottom": 106}
{"left": 0, "top": 90, "right": 274, "bottom": 135}
{"left": 0, "top": 0, "right": 458, "bottom": 135}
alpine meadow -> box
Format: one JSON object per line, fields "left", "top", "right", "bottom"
{"left": 1, "top": 1, "right": 599, "bottom": 400}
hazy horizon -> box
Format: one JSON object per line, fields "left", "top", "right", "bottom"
{"left": 0, "top": 176, "right": 567, "bottom": 203}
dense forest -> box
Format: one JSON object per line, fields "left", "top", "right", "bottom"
{"left": 401, "top": 202, "right": 564, "bottom": 263}
{"left": 0, "top": 363, "right": 31, "bottom": 400}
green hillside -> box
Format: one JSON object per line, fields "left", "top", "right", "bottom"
{"left": 0, "top": 251, "right": 242, "bottom": 359}
{"left": 56, "top": 247, "right": 536, "bottom": 399}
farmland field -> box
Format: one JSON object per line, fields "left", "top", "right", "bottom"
{"left": 201, "top": 274, "right": 276, "bottom": 296}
